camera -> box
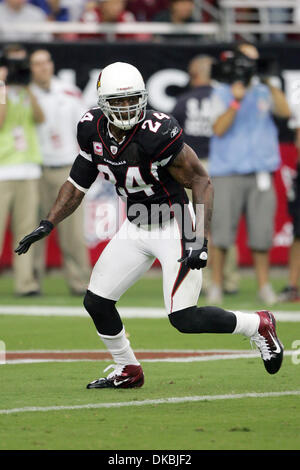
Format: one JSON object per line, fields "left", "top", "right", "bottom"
{"left": 0, "top": 49, "right": 31, "bottom": 86}
{"left": 212, "top": 50, "right": 257, "bottom": 86}
{"left": 212, "top": 48, "right": 280, "bottom": 87}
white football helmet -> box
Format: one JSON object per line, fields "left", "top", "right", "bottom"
{"left": 97, "top": 62, "right": 148, "bottom": 130}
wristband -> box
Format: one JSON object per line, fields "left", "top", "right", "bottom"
{"left": 230, "top": 100, "right": 241, "bottom": 110}
{"left": 40, "top": 220, "right": 54, "bottom": 231}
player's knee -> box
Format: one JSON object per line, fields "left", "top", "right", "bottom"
{"left": 168, "top": 306, "right": 197, "bottom": 333}
{"left": 83, "top": 290, "right": 114, "bottom": 317}
{"left": 83, "top": 290, "right": 122, "bottom": 336}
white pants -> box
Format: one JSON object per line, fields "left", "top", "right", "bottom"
{"left": 88, "top": 217, "right": 202, "bottom": 314}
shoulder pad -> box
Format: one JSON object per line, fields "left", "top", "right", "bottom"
{"left": 140, "top": 111, "right": 184, "bottom": 166}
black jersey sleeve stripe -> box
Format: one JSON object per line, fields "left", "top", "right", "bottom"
{"left": 69, "top": 154, "right": 99, "bottom": 191}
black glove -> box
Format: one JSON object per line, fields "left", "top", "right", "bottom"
{"left": 178, "top": 238, "right": 208, "bottom": 270}
{"left": 15, "top": 220, "right": 54, "bottom": 255}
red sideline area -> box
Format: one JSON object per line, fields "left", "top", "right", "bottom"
{"left": 0, "top": 143, "right": 298, "bottom": 269}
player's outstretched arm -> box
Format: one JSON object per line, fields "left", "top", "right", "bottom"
{"left": 15, "top": 181, "right": 85, "bottom": 255}
{"left": 46, "top": 180, "right": 85, "bottom": 227}
{"left": 168, "top": 143, "right": 214, "bottom": 269}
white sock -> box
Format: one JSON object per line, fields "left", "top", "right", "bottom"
{"left": 231, "top": 311, "right": 260, "bottom": 337}
{"left": 98, "top": 327, "right": 140, "bottom": 366}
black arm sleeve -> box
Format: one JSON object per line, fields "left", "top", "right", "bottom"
{"left": 69, "top": 155, "right": 99, "bottom": 191}
{"left": 68, "top": 111, "right": 99, "bottom": 191}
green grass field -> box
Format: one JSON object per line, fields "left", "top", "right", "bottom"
{"left": 0, "top": 271, "right": 299, "bottom": 451}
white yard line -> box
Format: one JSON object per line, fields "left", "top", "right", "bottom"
{"left": 5, "top": 348, "right": 254, "bottom": 353}
{"left": 0, "top": 390, "right": 299, "bottom": 415}
{"left": 3, "top": 350, "right": 295, "bottom": 364}
{"left": 0, "top": 305, "right": 299, "bottom": 321}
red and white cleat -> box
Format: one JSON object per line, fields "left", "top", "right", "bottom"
{"left": 87, "top": 364, "right": 144, "bottom": 389}
{"left": 251, "top": 310, "right": 284, "bottom": 374}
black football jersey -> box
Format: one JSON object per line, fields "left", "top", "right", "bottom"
{"left": 69, "top": 108, "right": 188, "bottom": 224}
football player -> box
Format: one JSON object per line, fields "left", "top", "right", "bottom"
{"left": 15, "top": 62, "right": 284, "bottom": 389}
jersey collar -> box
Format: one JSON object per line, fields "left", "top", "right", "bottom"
{"left": 107, "top": 122, "right": 126, "bottom": 145}
{"left": 97, "top": 114, "right": 140, "bottom": 159}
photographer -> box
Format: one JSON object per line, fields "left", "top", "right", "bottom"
{"left": 0, "top": 44, "right": 44, "bottom": 296}
{"left": 172, "top": 54, "right": 240, "bottom": 298}
{"left": 208, "top": 43, "right": 291, "bottom": 305}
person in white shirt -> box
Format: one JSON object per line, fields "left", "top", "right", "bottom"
{"left": 30, "top": 49, "right": 91, "bottom": 295}
{"left": 0, "top": 0, "right": 52, "bottom": 42}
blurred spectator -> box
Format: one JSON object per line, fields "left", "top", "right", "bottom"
{"left": 59, "top": 0, "right": 86, "bottom": 21}
{"left": 30, "top": 0, "right": 86, "bottom": 21}
{"left": 0, "top": 0, "right": 52, "bottom": 42}
{"left": 153, "top": 0, "right": 198, "bottom": 42}
{"left": 82, "top": 0, "right": 135, "bottom": 23}
{"left": 153, "top": 0, "right": 195, "bottom": 23}
{"left": 172, "top": 54, "right": 239, "bottom": 296}
{"left": 30, "top": 0, "right": 69, "bottom": 21}
{"left": 81, "top": 0, "right": 140, "bottom": 40}
{"left": 28, "top": 1, "right": 89, "bottom": 40}
{"left": 30, "top": 49, "right": 91, "bottom": 295}
{"left": 208, "top": 43, "right": 291, "bottom": 305}
{"left": 127, "top": 0, "right": 169, "bottom": 21}
{"left": 0, "top": 44, "right": 44, "bottom": 296}
{"left": 172, "top": 55, "right": 214, "bottom": 161}
{"left": 29, "top": 0, "right": 86, "bottom": 40}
